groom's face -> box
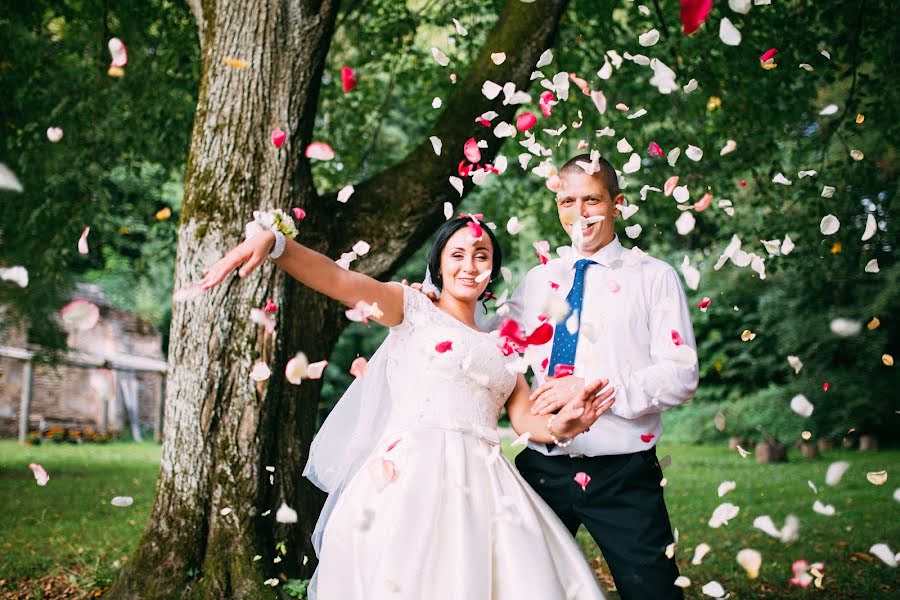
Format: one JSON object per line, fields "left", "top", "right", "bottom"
{"left": 438, "top": 228, "right": 493, "bottom": 303}
{"left": 555, "top": 170, "right": 623, "bottom": 256}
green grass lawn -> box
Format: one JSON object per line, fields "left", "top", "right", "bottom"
{"left": 2, "top": 440, "right": 897, "bottom": 598}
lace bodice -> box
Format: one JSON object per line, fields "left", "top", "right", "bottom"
{"left": 381, "top": 287, "right": 517, "bottom": 434}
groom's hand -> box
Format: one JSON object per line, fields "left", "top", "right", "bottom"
{"left": 530, "top": 376, "right": 587, "bottom": 415}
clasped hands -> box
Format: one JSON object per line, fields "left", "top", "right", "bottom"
{"left": 533, "top": 376, "right": 616, "bottom": 439}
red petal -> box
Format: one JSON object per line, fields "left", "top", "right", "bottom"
{"left": 739, "top": 179, "right": 747, "bottom": 187}
{"left": 475, "top": 117, "right": 491, "bottom": 127}
{"left": 263, "top": 299, "right": 278, "bottom": 313}
{"left": 466, "top": 221, "right": 483, "bottom": 240}
{"left": 647, "top": 141, "right": 664, "bottom": 157}
{"left": 435, "top": 341, "right": 454, "bottom": 353}
{"left": 463, "top": 138, "right": 481, "bottom": 163}
{"left": 292, "top": 207, "right": 306, "bottom": 220}
{"left": 553, "top": 364, "right": 574, "bottom": 378}
{"left": 641, "top": 433, "right": 655, "bottom": 443}
{"left": 549, "top": 281, "right": 560, "bottom": 290}
{"left": 499, "top": 319, "right": 526, "bottom": 346}
{"left": 341, "top": 66, "right": 357, "bottom": 93}
{"left": 525, "top": 322, "right": 554, "bottom": 346}
{"left": 516, "top": 112, "right": 537, "bottom": 131}
{"left": 539, "top": 91, "right": 556, "bottom": 118}
{"left": 671, "top": 330, "right": 685, "bottom": 346}
{"left": 457, "top": 160, "right": 473, "bottom": 177}
{"left": 386, "top": 439, "right": 400, "bottom": 452}
{"left": 697, "top": 297, "right": 712, "bottom": 310}
{"left": 271, "top": 129, "right": 286, "bottom": 148}
{"left": 541, "top": 357, "right": 549, "bottom": 371}
{"left": 823, "top": 382, "right": 830, "bottom": 392}
{"left": 759, "top": 48, "right": 778, "bottom": 62}
{"left": 680, "top": 0, "right": 713, "bottom": 35}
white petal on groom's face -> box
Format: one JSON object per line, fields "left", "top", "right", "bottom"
{"left": 439, "top": 228, "right": 493, "bottom": 302}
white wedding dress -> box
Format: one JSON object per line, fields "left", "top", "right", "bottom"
{"left": 313, "top": 287, "right": 605, "bottom": 600}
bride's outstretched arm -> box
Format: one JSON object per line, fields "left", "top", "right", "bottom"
{"left": 505, "top": 375, "right": 615, "bottom": 443}
{"left": 198, "top": 230, "right": 404, "bottom": 326}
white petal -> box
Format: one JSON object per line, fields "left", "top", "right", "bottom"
{"left": 0, "top": 266, "right": 29, "bottom": 287}
{"left": 720, "top": 140, "right": 737, "bottom": 155}
{"left": 452, "top": 18, "right": 467, "bottom": 36}
{"left": 536, "top": 49, "right": 553, "bottom": 68}
{"left": 812, "top": 500, "right": 835, "bottom": 516}
{"left": 676, "top": 212, "right": 696, "bottom": 235}
{"left": 673, "top": 185, "right": 690, "bottom": 203}
{"left": 830, "top": 317, "right": 861, "bottom": 337}
{"left": 737, "top": 548, "right": 761, "bottom": 578}
{"left": 306, "top": 360, "right": 328, "bottom": 379}
{"left": 111, "top": 496, "right": 134, "bottom": 507}
{"left": 275, "top": 502, "right": 298, "bottom": 523}
{"left": 337, "top": 184, "right": 354, "bottom": 203}
{"left": 46, "top": 127, "right": 64, "bottom": 142}
{"left": 729, "top": 0, "right": 752, "bottom": 14}
{"left": 781, "top": 235, "right": 795, "bottom": 255}
{"left": 798, "top": 169, "right": 817, "bottom": 178}
{"left": 0, "top": 163, "right": 24, "bottom": 192}
{"left": 701, "top": 581, "right": 726, "bottom": 598}
{"left": 761, "top": 239, "right": 781, "bottom": 255}
{"left": 772, "top": 172, "right": 792, "bottom": 185}
{"left": 431, "top": 47, "right": 449, "bottom": 66}
{"left": 825, "top": 461, "right": 850, "bottom": 486}
{"left": 718, "top": 481, "right": 736, "bottom": 497}
{"left": 622, "top": 153, "right": 641, "bottom": 174}
{"left": 250, "top": 361, "right": 271, "bottom": 382}
{"left": 627, "top": 108, "right": 647, "bottom": 119}
{"left": 597, "top": 59, "right": 612, "bottom": 80}
{"left": 639, "top": 29, "right": 660, "bottom": 47}
{"left": 667, "top": 147, "right": 681, "bottom": 166}
{"left": 625, "top": 223, "right": 642, "bottom": 239}
{"left": 692, "top": 543, "right": 712, "bottom": 565}
{"left": 821, "top": 185, "right": 836, "bottom": 198}
{"left": 616, "top": 138, "right": 633, "bottom": 153}
{"left": 719, "top": 18, "right": 741, "bottom": 46}
{"left": 865, "top": 259, "right": 879, "bottom": 273}
{"left": 507, "top": 216, "right": 524, "bottom": 235}
{"left": 449, "top": 176, "right": 464, "bottom": 196}
{"left": 674, "top": 576, "right": 691, "bottom": 588}
{"left": 443, "top": 202, "right": 453, "bottom": 220}
{"left": 493, "top": 121, "right": 515, "bottom": 138}
{"left": 787, "top": 355, "right": 803, "bottom": 374}
{"left": 491, "top": 52, "right": 506, "bottom": 65}
{"left": 685, "top": 145, "right": 703, "bottom": 161}
{"left": 680, "top": 255, "right": 700, "bottom": 290}
{"left": 819, "top": 214, "right": 840, "bottom": 235}
{"left": 862, "top": 214, "right": 877, "bottom": 241}
{"left": 790, "top": 394, "right": 814, "bottom": 417}
{"left": 352, "top": 240, "right": 370, "bottom": 256}
{"left": 617, "top": 203, "right": 639, "bottom": 220}
{"left": 819, "top": 104, "right": 839, "bottom": 115}
{"left": 708, "top": 502, "right": 740, "bottom": 528}
{"left": 683, "top": 78, "right": 699, "bottom": 93}
{"left": 481, "top": 80, "right": 502, "bottom": 99}
{"left": 431, "top": 97, "right": 442, "bottom": 109}
{"left": 870, "top": 543, "right": 898, "bottom": 567}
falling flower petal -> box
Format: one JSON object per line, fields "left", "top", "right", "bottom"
{"left": 516, "top": 112, "right": 537, "bottom": 131}
{"left": 490, "top": 52, "right": 506, "bottom": 65}
{"left": 28, "top": 463, "right": 49, "bottom": 486}
{"left": 622, "top": 153, "right": 641, "bottom": 174}
{"left": 701, "top": 581, "right": 726, "bottom": 598}
{"left": 449, "top": 176, "right": 464, "bottom": 196}
{"left": 452, "top": 18, "right": 467, "bottom": 36}
{"left": 867, "top": 470, "right": 888, "bottom": 485}
{"left": 47, "top": 127, "right": 63, "bottom": 142}
{"left": 639, "top": 29, "right": 660, "bottom": 46}
{"left": 0, "top": 163, "right": 24, "bottom": 192}
{"left": 463, "top": 138, "right": 481, "bottom": 163}
{"left": 61, "top": 299, "right": 100, "bottom": 332}
{"left": 826, "top": 461, "right": 850, "bottom": 486}
{"left": 787, "top": 355, "right": 803, "bottom": 374}
{"left": 108, "top": 37, "right": 127, "bottom": 67}
{"left": 718, "top": 481, "right": 736, "bottom": 497}
{"left": 680, "top": 255, "right": 700, "bottom": 290}
{"left": 111, "top": 496, "right": 133, "bottom": 507}
{"left": 709, "top": 502, "right": 740, "bottom": 528}
{"left": 349, "top": 356, "right": 368, "bottom": 378}
{"left": 790, "top": 394, "right": 814, "bottom": 417}
{"left": 435, "top": 341, "right": 453, "bottom": 353}
{"left": 641, "top": 433, "right": 655, "bottom": 443}
{"left": 664, "top": 176, "right": 680, "bottom": 196}
{"left": 431, "top": 97, "right": 442, "bottom": 109}
{"left": 772, "top": 172, "right": 792, "bottom": 185}
{"left": 681, "top": 0, "right": 713, "bottom": 35}
{"left": 692, "top": 543, "right": 712, "bottom": 565}
{"left": 341, "top": 66, "right": 357, "bottom": 93}
{"left": 812, "top": 500, "right": 835, "bottom": 516}
{"left": 305, "top": 142, "right": 334, "bottom": 161}
{"left": 675, "top": 212, "right": 696, "bottom": 236}
{"left": 674, "top": 576, "right": 691, "bottom": 588}
{"left": 292, "top": 208, "right": 306, "bottom": 221}
{"left": 223, "top": 57, "right": 249, "bottom": 69}
{"left": 737, "top": 549, "right": 761, "bottom": 578}
{"left": 482, "top": 80, "right": 502, "bottom": 99}
{"left": 685, "top": 145, "right": 703, "bottom": 161}
{"left": 625, "top": 224, "right": 642, "bottom": 239}
{"left": 307, "top": 360, "right": 328, "bottom": 379}
{"left": 869, "top": 544, "right": 898, "bottom": 567}
{"left": 574, "top": 472, "right": 591, "bottom": 491}
{"left": 429, "top": 136, "right": 442, "bottom": 156}
{"left": 865, "top": 259, "right": 879, "bottom": 273}
{"left": 883, "top": 354, "right": 894, "bottom": 366}
{"left": 271, "top": 129, "right": 286, "bottom": 148}
{"left": 720, "top": 140, "right": 737, "bottom": 155}
{"left": 647, "top": 141, "right": 664, "bottom": 157}
{"left": 719, "top": 18, "right": 741, "bottom": 46}
{"left": 862, "top": 213, "right": 877, "bottom": 241}
{"left": 507, "top": 216, "right": 524, "bottom": 235}
{"left": 850, "top": 148, "right": 864, "bottom": 161}
{"left": 536, "top": 48, "right": 553, "bottom": 68}
{"left": 250, "top": 361, "right": 271, "bottom": 382}
{"left": 729, "top": 0, "right": 751, "bottom": 14}
{"left": 335, "top": 184, "right": 355, "bottom": 204}
{"left": 276, "top": 502, "right": 298, "bottom": 523}
{"left": 830, "top": 317, "right": 861, "bottom": 337}
{"left": 77, "top": 226, "right": 91, "bottom": 255}
{"left": 250, "top": 308, "right": 276, "bottom": 334}
{"left": 819, "top": 214, "right": 840, "bottom": 235}
{"left": 285, "top": 353, "right": 309, "bottom": 385}
{"left": 431, "top": 47, "right": 449, "bottom": 66}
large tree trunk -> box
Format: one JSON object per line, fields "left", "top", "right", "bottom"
{"left": 109, "top": 0, "right": 568, "bottom": 598}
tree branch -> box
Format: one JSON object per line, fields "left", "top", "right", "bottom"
{"left": 327, "top": 0, "right": 571, "bottom": 279}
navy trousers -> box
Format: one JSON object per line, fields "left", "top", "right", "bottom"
{"left": 515, "top": 447, "right": 683, "bottom": 600}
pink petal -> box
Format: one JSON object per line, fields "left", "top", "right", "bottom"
{"left": 568, "top": 73, "right": 590, "bottom": 95}
{"left": 108, "top": 37, "right": 127, "bottom": 67}
{"left": 307, "top": 360, "right": 328, "bottom": 379}
{"left": 60, "top": 299, "right": 100, "bottom": 332}
{"left": 386, "top": 439, "right": 401, "bottom": 452}
{"left": 305, "top": 142, "right": 335, "bottom": 161}
{"left": 29, "top": 463, "right": 49, "bottom": 486}
{"left": 350, "top": 356, "right": 368, "bottom": 378}
{"left": 553, "top": 364, "right": 574, "bottom": 378}
{"left": 664, "top": 175, "right": 680, "bottom": 197}
{"left": 271, "top": 129, "right": 286, "bottom": 148}
{"left": 381, "top": 459, "right": 397, "bottom": 482}
{"left": 525, "top": 322, "right": 554, "bottom": 346}
{"left": 463, "top": 138, "right": 481, "bottom": 163}
{"left": 539, "top": 91, "right": 556, "bottom": 118}
{"left": 466, "top": 221, "right": 483, "bottom": 240}
{"left": 647, "top": 142, "right": 664, "bottom": 157}
{"left": 760, "top": 48, "right": 778, "bottom": 62}
{"left": 607, "top": 280, "right": 621, "bottom": 293}
{"left": 475, "top": 117, "right": 491, "bottom": 127}
{"left": 77, "top": 226, "right": 90, "bottom": 255}
{"left": 697, "top": 297, "right": 712, "bottom": 311}
{"left": 516, "top": 112, "right": 537, "bottom": 131}
{"left": 574, "top": 471, "right": 591, "bottom": 491}
{"left": 680, "top": 0, "right": 713, "bottom": 35}
{"left": 641, "top": 433, "right": 655, "bottom": 443}
{"left": 694, "top": 192, "right": 713, "bottom": 212}
{"left": 292, "top": 207, "right": 306, "bottom": 221}
{"left": 545, "top": 174, "right": 561, "bottom": 192}
{"left": 341, "top": 66, "right": 357, "bottom": 93}
{"left": 263, "top": 299, "right": 278, "bottom": 313}
{"left": 435, "top": 340, "right": 453, "bottom": 353}
{"left": 671, "top": 330, "right": 685, "bottom": 346}
{"left": 823, "top": 382, "right": 830, "bottom": 392}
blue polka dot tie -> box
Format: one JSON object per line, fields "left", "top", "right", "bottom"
{"left": 547, "top": 259, "right": 595, "bottom": 378}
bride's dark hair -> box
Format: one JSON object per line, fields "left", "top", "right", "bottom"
{"left": 426, "top": 216, "right": 503, "bottom": 301}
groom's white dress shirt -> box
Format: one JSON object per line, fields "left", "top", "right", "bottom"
{"left": 503, "top": 236, "right": 699, "bottom": 457}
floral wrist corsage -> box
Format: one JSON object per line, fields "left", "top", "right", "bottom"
{"left": 244, "top": 209, "right": 299, "bottom": 240}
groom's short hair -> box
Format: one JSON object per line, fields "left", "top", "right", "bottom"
{"left": 559, "top": 154, "right": 620, "bottom": 200}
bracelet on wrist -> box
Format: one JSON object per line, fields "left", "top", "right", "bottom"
{"left": 547, "top": 413, "right": 574, "bottom": 448}
{"left": 268, "top": 230, "right": 286, "bottom": 260}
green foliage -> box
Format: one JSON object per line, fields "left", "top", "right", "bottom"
{"left": 282, "top": 578, "right": 309, "bottom": 598}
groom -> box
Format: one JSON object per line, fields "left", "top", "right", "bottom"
{"left": 505, "top": 154, "right": 698, "bottom": 599}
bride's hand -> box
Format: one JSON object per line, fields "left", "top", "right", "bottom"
{"left": 554, "top": 379, "right": 616, "bottom": 439}
{"left": 198, "top": 231, "right": 275, "bottom": 290}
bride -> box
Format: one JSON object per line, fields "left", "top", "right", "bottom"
{"left": 199, "top": 214, "right": 615, "bottom": 599}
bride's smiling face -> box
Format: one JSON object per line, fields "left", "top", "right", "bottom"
{"left": 438, "top": 228, "right": 493, "bottom": 302}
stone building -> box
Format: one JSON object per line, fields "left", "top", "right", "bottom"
{"left": 0, "top": 283, "right": 167, "bottom": 441}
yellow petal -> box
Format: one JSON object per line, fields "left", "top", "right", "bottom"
{"left": 831, "top": 242, "right": 842, "bottom": 254}
{"left": 866, "top": 470, "right": 888, "bottom": 485}
{"left": 155, "top": 207, "right": 172, "bottom": 221}
{"left": 223, "top": 57, "right": 249, "bottom": 69}
{"left": 867, "top": 317, "right": 880, "bottom": 330}
{"left": 107, "top": 66, "right": 124, "bottom": 78}
{"left": 855, "top": 114, "right": 865, "bottom": 124}
{"left": 883, "top": 354, "right": 894, "bottom": 366}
